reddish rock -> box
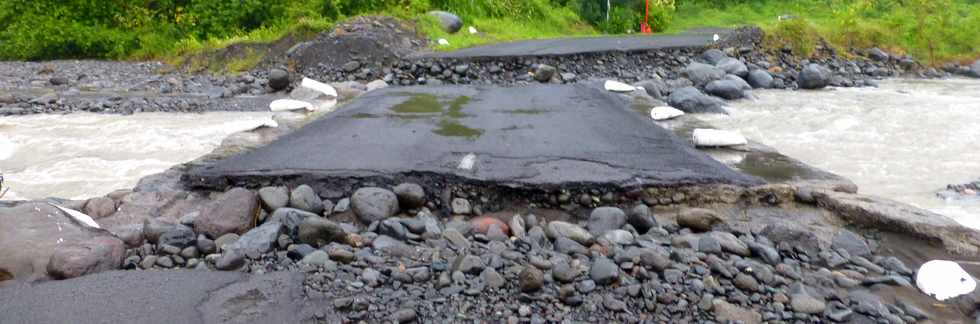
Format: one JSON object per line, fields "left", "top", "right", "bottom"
{"left": 83, "top": 197, "right": 117, "bottom": 219}
{"left": 194, "top": 188, "right": 258, "bottom": 239}
{"left": 470, "top": 216, "right": 510, "bottom": 236}
{"left": 47, "top": 236, "right": 125, "bottom": 280}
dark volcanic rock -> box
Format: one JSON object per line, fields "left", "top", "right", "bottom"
{"left": 701, "top": 49, "right": 729, "bottom": 65}
{"left": 268, "top": 69, "right": 289, "bottom": 91}
{"left": 705, "top": 79, "right": 746, "bottom": 100}
{"left": 428, "top": 11, "right": 463, "bottom": 33}
{"left": 682, "top": 62, "right": 726, "bottom": 87}
{"left": 627, "top": 204, "right": 658, "bottom": 233}
{"left": 667, "top": 86, "right": 725, "bottom": 114}
{"left": 746, "top": 69, "right": 773, "bottom": 89}
{"left": 716, "top": 58, "right": 748, "bottom": 78}
{"left": 158, "top": 225, "right": 196, "bottom": 249}
{"left": 799, "top": 64, "right": 831, "bottom": 90}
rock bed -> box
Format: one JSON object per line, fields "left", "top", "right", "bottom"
{"left": 297, "top": 27, "right": 971, "bottom": 92}
{"left": 0, "top": 61, "right": 284, "bottom": 115}
{"left": 120, "top": 183, "right": 941, "bottom": 323}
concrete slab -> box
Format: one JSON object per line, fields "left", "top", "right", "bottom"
{"left": 185, "top": 83, "right": 762, "bottom": 190}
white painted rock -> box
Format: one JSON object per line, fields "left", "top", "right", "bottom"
{"left": 51, "top": 204, "right": 100, "bottom": 229}
{"left": 692, "top": 129, "right": 748, "bottom": 147}
{"left": 437, "top": 38, "right": 450, "bottom": 46}
{"left": 916, "top": 260, "right": 977, "bottom": 301}
{"left": 650, "top": 106, "right": 685, "bottom": 121}
{"left": 269, "top": 99, "right": 314, "bottom": 112}
{"left": 604, "top": 80, "right": 636, "bottom": 92}
{"left": 300, "top": 77, "right": 338, "bottom": 98}
{"left": 468, "top": 26, "right": 478, "bottom": 34}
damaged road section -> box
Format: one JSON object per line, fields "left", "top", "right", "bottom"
{"left": 185, "top": 83, "right": 762, "bottom": 191}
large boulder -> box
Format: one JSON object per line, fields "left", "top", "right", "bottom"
{"left": 681, "top": 62, "right": 726, "bottom": 87}
{"left": 266, "top": 208, "right": 317, "bottom": 237}
{"left": 746, "top": 69, "right": 774, "bottom": 89}
{"left": 194, "top": 188, "right": 259, "bottom": 239}
{"left": 705, "top": 79, "right": 747, "bottom": 100}
{"left": 0, "top": 203, "right": 111, "bottom": 282}
{"left": 351, "top": 187, "right": 399, "bottom": 224}
{"left": 701, "top": 49, "right": 729, "bottom": 65}
{"left": 428, "top": 11, "right": 463, "bottom": 34}
{"left": 289, "top": 185, "right": 324, "bottom": 215}
{"left": 634, "top": 78, "right": 669, "bottom": 99}
{"left": 47, "top": 236, "right": 125, "bottom": 280}
{"left": 798, "top": 64, "right": 831, "bottom": 89}
{"left": 667, "top": 86, "right": 726, "bottom": 114}
{"left": 587, "top": 207, "right": 626, "bottom": 237}
{"left": 226, "top": 221, "right": 284, "bottom": 257}
{"left": 867, "top": 48, "right": 890, "bottom": 61}
{"left": 297, "top": 217, "right": 348, "bottom": 247}
{"left": 268, "top": 69, "right": 289, "bottom": 91}
{"left": 969, "top": 60, "right": 980, "bottom": 78}
{"left": 716, "top": 58, "right": 748, "bottom": 78}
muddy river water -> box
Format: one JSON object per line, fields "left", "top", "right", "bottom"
{"left": 708, "top": 78, "right": 980, "bottom": 228}
{"left": 0, "top": 112, "right": 273, "bottom": 200}
{"left": 1, "top": 78, "right": 978, "bottom": 229}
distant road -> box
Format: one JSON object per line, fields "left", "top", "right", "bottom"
{"left": 417, "top": 29, "right": 730, "bottom": 59}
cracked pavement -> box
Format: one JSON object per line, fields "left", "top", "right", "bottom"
{"left": 186, "top": 83, "right": 762, "bottom": 190}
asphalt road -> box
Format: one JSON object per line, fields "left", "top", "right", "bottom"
{"left": 418, "top": 29, "right": 729, "bottom": 59}
{"left": 187, "top": 82, "right": 762, "bottom": 189}
{"left": 0, "top": 270, "right": 328, "bottom": 324}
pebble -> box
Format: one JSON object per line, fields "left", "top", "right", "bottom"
{"left": 519, "top": 267, "right": 544, "bottom": 292}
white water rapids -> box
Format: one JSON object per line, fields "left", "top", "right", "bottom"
{"left": 0, "top": 112, "right": 273, "bottom": 200}
{"left": 706, "top": 78, "right": 980, "bottom": 228}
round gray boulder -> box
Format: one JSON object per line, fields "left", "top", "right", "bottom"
{"left": 799, "top": 64, "right": 831, "bottom": 89}
{"left": 705, "top": 79, "right": 747, "bottom": 100}
{"left": 667, "top": 86, "right": 726, "bottom": 114}
{"left": 268, "top": 69, "right": 289, "bottom": 91}
{"left": 428, "top": 11, "right": 463, "bottom": 34}
{"left": 968, "top": 60, "right": 980, "bottom": 78}
{"left": 351, "top": 187, "right": 399, "bottom": 223}
{"left": 746, "top": 69, "right": 774, "bottom": 89}
{"left": 701, "top": 49, "right": 729, "bottom": 65}
{"left": 716, "top": 58, "right": 748, "bottom": 78}
{"left": 681, "top": 62, "right": 726, "bottom": 87}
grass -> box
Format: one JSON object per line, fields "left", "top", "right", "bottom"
{"left": 669, "top": 0, "right": 980, "bottom": 64}
{"left": 416, "top": 10, "right": 595, "bottom": 51}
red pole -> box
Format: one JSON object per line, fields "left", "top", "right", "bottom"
{"left": 641, "top": 0, "right": 652, "bottom": 33}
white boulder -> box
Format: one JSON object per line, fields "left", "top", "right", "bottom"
{"left": 650, "top": 106, "right": 685, "bottom": 121}
{"left": 916, "top": 260, "right": 977, "bottom": 301}
{"left": 692, "top": 129, "right": 748, "bottom": 147}
{"left": 604, "top": 80, "right": 636, "bottom": 92}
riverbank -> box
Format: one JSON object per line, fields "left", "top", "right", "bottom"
{"left": 3, "top": 15, "right": 980, "bottom": 324}
{"left": 5, "top": 77, "right": 980, "bottom": 323}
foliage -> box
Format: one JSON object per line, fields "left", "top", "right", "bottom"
{"left": 0, "top": 0, "right": 975, "bottom": 64}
